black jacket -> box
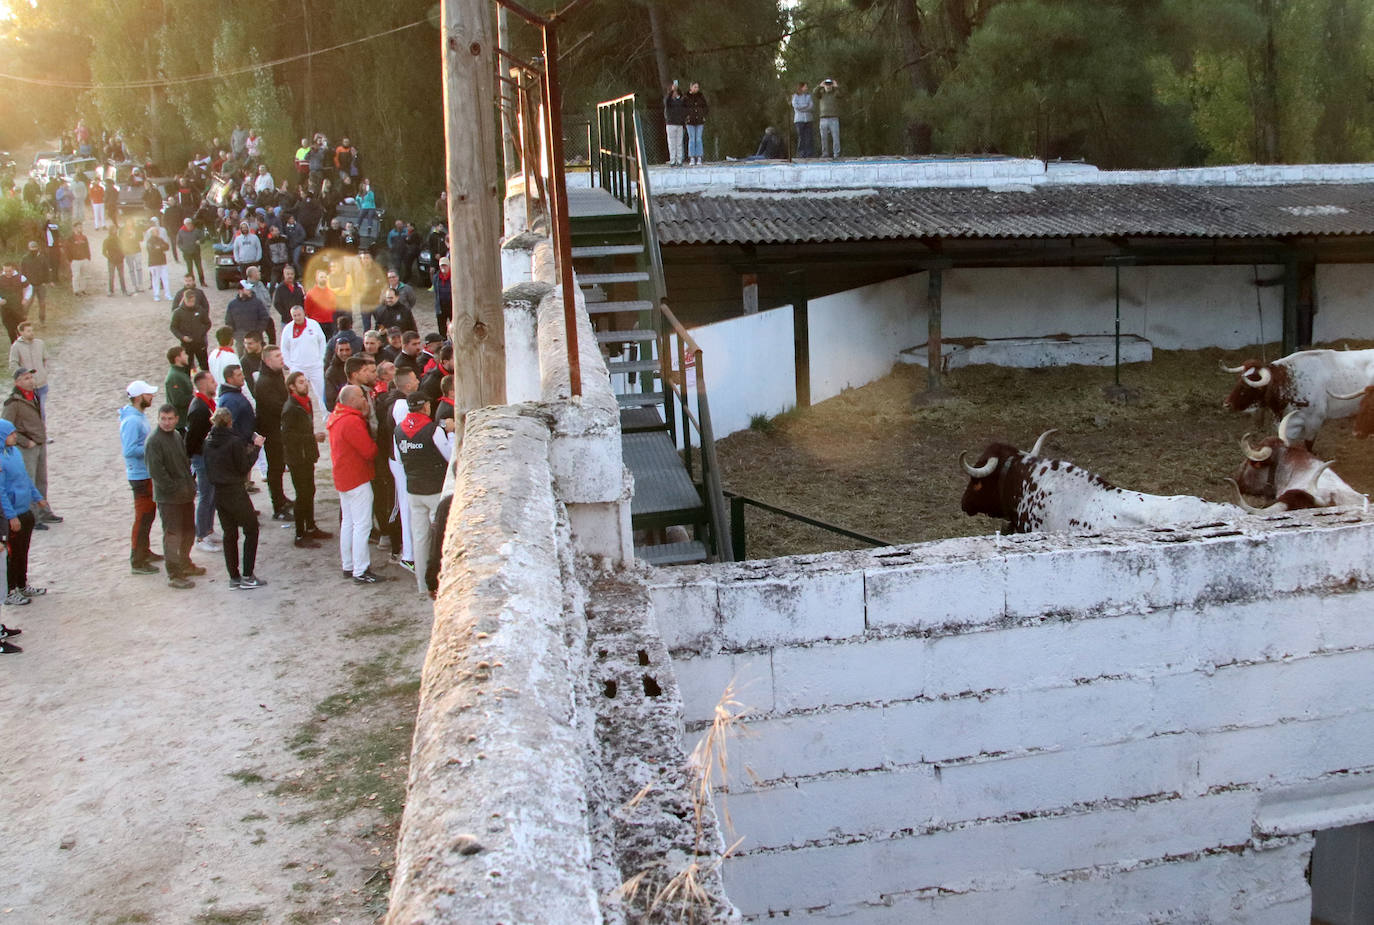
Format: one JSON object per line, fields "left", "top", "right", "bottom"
{"left": 186, "top": 396, "right": 213, "bottom": 457}
{"left": 145, "top": 427, "right": 196, "bottom": 504}
{"left": 664, "top": 92, "right": 689, "bottom": 126}
{"left": 171, "top": 303, "right": 212, "bottom": 345}
{"left": 254, "top": 366, "right": 288, "bottom": 439}
{"left": 281, "top": 394, "right": 319, "bottom": 469}
{"left": 202, "top": 425, "right": 259, "bottom": 487}
{"left": 372, "top": 302, "right": 416, "bottom": 335}
{"left": 685, "top": 90, "right": 709, "bottom": 126}
{"left": 418, "top": 366, "right": 448, "bottom": 403}
{"left": 272, "top": 281, "right": 306, "bottom": 324}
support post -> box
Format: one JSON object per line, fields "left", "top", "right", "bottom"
{"left": 1282, "top": 252, "right": 1299, "bottom": 357}
{"left": 926, "top": 267, "right": 944, "bottom": 393}
{"left": 742, "top": 273, "right": 758, "bottom": 315}
{"left": 497, "top": 6, "right": 518, "bottom": 179}
{"left": 791, "top": 272, "right": 810, "bottom": 408}
{"left": 442, "top": 0, "right": 507, "bottom": 414}
{"left": 730, "top": 495, "right": 747, "bottom": 562}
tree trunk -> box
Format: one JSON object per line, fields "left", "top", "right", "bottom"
{"left": 646, "top": 1, "right": 672, "bottom": 93}
{"left": 894, "top": 0, "right": 934, "bottom": 153}
{"left": 442, "top": 0, "right": 506, "bottom": 413}
{"left": 1257, "top": 0, "right": 1281, "bottom": 162}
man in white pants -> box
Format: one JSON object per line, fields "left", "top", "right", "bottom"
{"left": 393, "top": 394, "right": 453, "bottom": 594}
{"left": 279, "top": 304, "right": 327, "bottom": 422}
{"left": 327, "top": 385, "right": 384, "bottom": 584}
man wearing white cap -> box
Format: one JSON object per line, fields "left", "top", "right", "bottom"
{"left": 120, "top": 380, "right": 162, "bottom": 575}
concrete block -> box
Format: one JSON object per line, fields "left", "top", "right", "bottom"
{"left": 718, "top": 569, "right": 866, "bottom": 648}
{"left": 935, "top": 733, "right": 1201, "bottom": 823}
{"left": 724, "top": 791, "right": 1256, "bottom": 914}
{"left": 727, "top": 705, "right": 886, "bottom": 786}
{"left": 1192, "top": 595, "right": 1325, "bottom": 665}
{"left": 864, "top": 556, "right": 1006, "bottom": 633}
{"left": 1257, "top": 773, "right": 1374, "bottom": 836}
{"left": 772, "top": 635, "right": 927, "bottom": 713}
{"left": 672, "top": 652, "right": 772, "bottom": 726}
{"left": 1196, "top": 711, "right": 1374, "bottom": 789}
{"left": 1319, "top": 590, "right": 1374, "bottom": 651}
{"left": 648, "top": 575, "right": 719, "bottom": 653}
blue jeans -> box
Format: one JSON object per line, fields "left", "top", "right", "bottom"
{"left": 34, "top": 385, "right": 48, "bottom": 419}
{"left": 192, "top": 454, "right": 216, "bottom": 539}
{"left": 687, "top": 124, "right": 704, "bottom": 159}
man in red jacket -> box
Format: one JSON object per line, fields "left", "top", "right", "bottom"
{"left": 327, "top": 384, "right": 385, "bottom": 584}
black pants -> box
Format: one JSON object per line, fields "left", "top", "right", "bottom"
{"left": 130, "top": 478, "right": 156, "bottom": 565}
{"left": 214, "top": 484, "right": 258, "bottom": 579}
{"left": 289, "top": 462, "right": 316, "bottom": 538}
{"left": 7, "top": 509, "right": 33, "bottom": 591}
{"left": 436, "top": 310, "right": 450, "bottom": 342}
{"left": 264, "top": 435, "right": 288, "bottom": 513}
{"left": 157, "top": 501, "right": 196, "bottom": 577}
{"left": 185, "top": 251, "right": 206, "bottom": 286}
{"left": 372, "top": 465, "right": 401, "bottom": 549}
{"left": 1, "top": 311, "right": 22, "bottom": 345}
{"left": 185, "top": 339, "right": 209, "bottom": 372}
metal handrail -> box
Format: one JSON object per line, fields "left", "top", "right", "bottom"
{"left": 725, "top": 491, "right": 894, "bottom": 561}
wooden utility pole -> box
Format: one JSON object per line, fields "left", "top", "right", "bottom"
{"left": 442, "top": 0, "right": 507, "bottom": 415}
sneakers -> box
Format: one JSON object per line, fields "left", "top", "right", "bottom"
{"left": 130, "top": 562, "right": 159, "bottom": 575}
{"left": 4, "top": 590, "right": 30, "bottom": 605}
{"left": 306, "top": 527, "right": 333, "bottom": 540}
{"left": 239, "top": 575, "right": 266, "bottom": 589}
{"left": 271, "top": 511, "right": 293, "bottom": 521}
{"left": 184, "top": 564, "right": 208, "bottom": 576}
{"left": 19, "top": 586, "right": 45, "bottom": 597}
{"left": 40, "top": 511, "right": 62, "bottom": 524}
{"left": 0, "top": 639, "right": 20, "bottom": 654}
{"left": 146, "top": 552, "right": 165, "bottom": 563}
{"left": 168, "top": 576, "right": 196, "bottom": 590}
{"left": 399, "top": 559, "right": 415, "bottom": 574}
{"left": 294, "top": 537, "right": 320, "bottom": 549}
{"left": 33, "top": 521, "right": 47, "bottom": 530}
{"left": 228, "top": 576, "right": 241, "bottom": 590}
{"left": 352, "top": 570, "right": 387, "bottom": 584}
{"left": 0, "top": 624, "right": 20, "bottom": 638}
{"left": 195, "top": 538, "right": 220, "bottom": 553}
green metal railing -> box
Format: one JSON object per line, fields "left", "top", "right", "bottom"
{"left": 593, "top": 95, "right": 667, "bottom": 305}
{"left": 725, "top": 492, "right": 894, "bottom": 561}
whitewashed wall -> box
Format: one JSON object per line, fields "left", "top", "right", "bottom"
{"left": 652, "top": 511, "right": 1374, "bottom": 923}
{"left": 1314, "top": 264, "right": 1374, "bottom": 344}
{"left": 807, "top": 274, "right": 924, "bottom": 403}
{"left": 691, "top": 305, "right": 796, "bottom": 440}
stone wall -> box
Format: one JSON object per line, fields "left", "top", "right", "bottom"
{"left": 655, "top": 510, "right": 1374, "bottom": 922}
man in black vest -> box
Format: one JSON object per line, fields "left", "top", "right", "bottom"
{"left": 255, "top": 346, "right": 292, "bottom": 520}
{"left": 281, "top": 370, "right": 332, "bottom": 548}
{"left": 394, "top": 393, "right": 452, "bottom": 595}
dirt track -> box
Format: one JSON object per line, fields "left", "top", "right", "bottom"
{"left": 0, "top": 235, "right": 430, "bottom": 924}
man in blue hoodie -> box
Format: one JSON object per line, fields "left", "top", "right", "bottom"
{"left": 121, "top": 380, "right": 162, "bottom": 575}
{"left": 0, "top": 419, "right": 50, "bottom": 605}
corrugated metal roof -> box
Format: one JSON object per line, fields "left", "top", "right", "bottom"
{"left": 653, "top": 183, "right": 1374, "bottom": 245}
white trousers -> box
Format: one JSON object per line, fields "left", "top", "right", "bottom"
{"left": 148, "top": 265, "right": 169, "bottom": 300}
{"left": 339, "top": 482, "right": 373, "bottom": 577}
{"left": 70, "top": 259, "right": 90, "bottom": 293}
{"left": 666, "top": 125, "right": 686, "bottom": 165}
{"left": 388, "top": 456, "right": 413, "bottom": 562}
{"left": 408, "top": 491, "right": 442, "bottom": 593}
{"left": 92, "top": 203, "right": 105, "bottom": 229}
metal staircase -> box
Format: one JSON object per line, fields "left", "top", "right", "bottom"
{"left": 570, "top": 95, "right": 732, "bottom": 566}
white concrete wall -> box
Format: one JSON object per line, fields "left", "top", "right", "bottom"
{"left": 1315, "top": 264, "right": 1374, "bottom": 344}
{"left": 808, "top": 274, "right": 923, "bottom": 403}
{"left": 691, "top": 305, "right": 796, "bottom": 438}
{"left": 652, "top": 511, "right": 1374, "bottom": 922}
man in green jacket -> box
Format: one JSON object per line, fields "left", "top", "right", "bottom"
{"left": 164, "top": 346, "right": 194, "bottom": 433}
{"left": 814, "top": 78, "right": 841, "bottom": 158}
{"left": 144, "top": 403, "right": 204, "bottom": 589}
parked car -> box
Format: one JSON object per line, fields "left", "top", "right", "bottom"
{"left": 105, "top": 161, "right": 171, "bottom": 209}
{"left": 213, "top": 244, "right": 242, "bottom": 290}
{"left": 32, "top": 155, "right": 97, "bottom": 185}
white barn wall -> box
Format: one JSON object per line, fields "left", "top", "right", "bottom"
{"left": 807, "top": 274, "right": 923, "bottom": 404}
{"left": 653, "top": 512, "right": 1374, "bottom": 922}
{"left": 690, "top": 305, "right": 796, "bottom": 440}
{"left": 1314, "top": 264, "right": 1374, "bottom": 344}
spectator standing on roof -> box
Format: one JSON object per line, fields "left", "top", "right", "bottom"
{"left": 664, "top": 82, "right": 688, "bottom": 166}
{"left": 791, "top": 82, "right": 815, "bottom": 158}
{"left": 685, "top": 82, "right": 709, "bottom": 167}
{"left": 814, "top": 78, "right": 841, "bottom": 158}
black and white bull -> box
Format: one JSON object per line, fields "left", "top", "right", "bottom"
{"left": 1221, "top": 348, "right": 1374, "bottom": 447}
{"left": 959, "top": 430, "right": 1244, "bottom": 534}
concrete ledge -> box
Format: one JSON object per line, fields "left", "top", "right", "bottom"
{"left": 900, "top": 334, "right": 1153, "bottom": 370}
{"left": 387, "top": 406, "right": 600, "bottom": 925}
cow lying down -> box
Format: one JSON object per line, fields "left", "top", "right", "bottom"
{"left": 959, "top": 430, "right": 1245, "bottom": 534}
{"left": 1229, "top": 411, "right": 1367, "bottom": 514}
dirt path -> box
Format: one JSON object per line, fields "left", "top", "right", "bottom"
{"left": 0, "top": 237, "right": 431, "bottom": 924}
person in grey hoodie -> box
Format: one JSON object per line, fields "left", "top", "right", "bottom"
{"left": 176, "top": 217, "right": 206, "bottom": 286}
{"left": 231, "top": 222, "right": 262, "bottom": 278}
{"left": 791, "top": 82, "right": 815, "bottom": 158}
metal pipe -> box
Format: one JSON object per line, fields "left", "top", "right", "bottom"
{"left": 540, "top": 23, "right": 581, "bottom": 397}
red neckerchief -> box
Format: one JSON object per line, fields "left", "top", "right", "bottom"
{"left": 399, "top": 411, "right": 432, "bottom": 439}
{"left": 291, "top": 320, "right": 307, "bottom": 337}
{"left": 194, "top": 391, "right": 216, "bottom": 412}
{"left": 212, "top": 346, "right": 233, "bottom": 357}
{"left": 17, "top": 388, "right": 35, "bottom": 402}
{"left": 439, "top": 396, "right": 455, "bottom": 408}
{"left": 372, "top": 381, "right": 388, "bottom": 396}
{"left": 290, "top": 393, "right": 312, "bottom": 414}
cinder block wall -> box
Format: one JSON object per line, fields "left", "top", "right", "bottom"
{"left": 654, "top": 511, "right": 1374, "bottom": 923}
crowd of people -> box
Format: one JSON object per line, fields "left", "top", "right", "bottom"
{"left": 0, "top": 120, "right": 462, "bottom": 655}
{"left": 661, "top": 77, "right": 844, "bottom": 165}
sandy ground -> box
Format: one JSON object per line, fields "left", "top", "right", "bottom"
{"left": 0, "top": 232, "right": 432, "bottom": 924}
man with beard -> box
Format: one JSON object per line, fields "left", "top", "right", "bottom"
{"left": 252, "top": 345, "right": 292, "bottom": 521}
{"left": 281, "top": 370, "right": 330, "bottom": 548}
{"left": 272, "top": 264, "right": 306, "bottom": 325}
{"left": 144, "top": 403, "right": 204, "bottom": 589}
{"left": 186, "top": 370, "right": 221, "bottom": 552}
{"left": 171, "top": 286, "right": 212, "bottom": 371}
{"left": 4, "top": 367, "right": 58, "bottom": 528}
{"left": 372, "top": 287, "right": 416, "bottom": 337}
{"left": 323, "top": 338, "right": 353, "bottom": 412}
{"left": 280, "top": 304, "right": 327, "bottom": 419}
{"left": 164, "top": 345, "right": 194, "bottom": 431}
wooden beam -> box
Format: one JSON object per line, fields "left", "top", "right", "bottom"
{"left": 443, "top": 0, "right": 507, "bottom": 416}
{"left": 926, "top": 268, "right": 943, "bottom": 393}
{"left": 1282, "top": 253, "right": 1299, "bottom": 356}
{"left": 791, "top": 272, "right": 810, "bottom": 408}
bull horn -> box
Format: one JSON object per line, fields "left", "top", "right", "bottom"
{"left": 1303, "top": 460, "right": 1334, "bottom": 499}
{"left": 1277, "top": 410, "right": 1299, "bottom": 448}
{"left": 959, "top": 452, "right": 998, "bottom": 479}
{"left": 1220, "top": 361, "right": 1247, "bottom": 374}
{"left": 1227, "top": 478, "right": 1285, "bottom": 515}
{"left": 1240, "top": 433, "right": 1272, "bottom": 462}
{"left": 1327, "top": 387, "right": 1367, "bottom": 401}
{"left": 1243, "top": 366, "right": 1272, "bottom": 388}
{"left": 1028, "top": 428, "right": 1058, "bottom": 457}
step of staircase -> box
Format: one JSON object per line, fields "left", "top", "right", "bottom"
{"left": 620, "top": 406, "right": 668, "bottom": 433}
{"left": 586, "top": 299, "right": 655, "bottom": 315}
{"left": 636, "top": 540, "right": 709, "bottom": 566}
{"left": 617, "top": 391, "right": 665, "bottom": 408}
{"left": 578, "top": 271, "right": 652, "bottom": 287}
{"left": 571, "top": 244, "right": 645, "bottom": 259}
{"left": 596, "top": 329, "right": 658, "bottom": 343}
{"left": 607, "top": 359, "right": 661, "bottom": 375}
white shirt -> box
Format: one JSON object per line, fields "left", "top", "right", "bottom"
{"left": 254, "top": 172, "right": 274, "bottom": 193}
{"left": 280, "top": 318, "right": 327, "bottom": 371}
{"left": 208, "top": 346, "right": 239, "bottom": 387}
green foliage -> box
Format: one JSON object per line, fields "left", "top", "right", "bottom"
{"left": 0, "top": 198, "right": 43, "bottom": 255}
